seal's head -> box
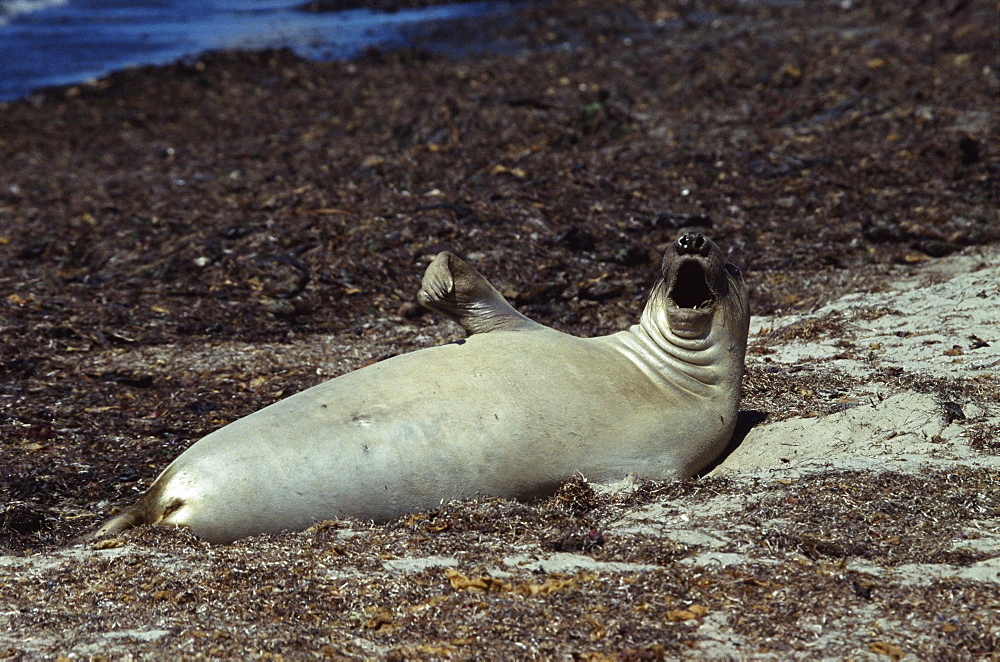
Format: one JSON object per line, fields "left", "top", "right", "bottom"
{"left": 648, "top": 233, "right": 749, "bottom": 341}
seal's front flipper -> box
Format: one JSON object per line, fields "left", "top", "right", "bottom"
{"left": 417, "top": 252, "right": 540, "bottom": 335}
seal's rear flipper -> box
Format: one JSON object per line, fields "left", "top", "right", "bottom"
{"left": 417, "top": 252, "right": 540, "bottom": 335}
{"left": 68, "top": 510, "right": 138, "bottom": 546}
{"left": 69, "top": 495, "right": 162, "bottom": 546}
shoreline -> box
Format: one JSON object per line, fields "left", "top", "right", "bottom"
{"left": 0, "top": 0, "right": 522, "bottom": 102}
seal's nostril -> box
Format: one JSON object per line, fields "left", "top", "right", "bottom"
{"left": 676, "top": 233, "right": 710, "bottom": 256}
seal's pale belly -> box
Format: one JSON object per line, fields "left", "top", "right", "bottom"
{"left": 163, "top": 327, "right": 733, "bottom": 542}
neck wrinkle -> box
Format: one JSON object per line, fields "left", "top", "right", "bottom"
{"left": 642, "top": 305, "right": 718, "bottom": 358}
{"left": 609, "top": 317, "right": 722, "bottom": 399}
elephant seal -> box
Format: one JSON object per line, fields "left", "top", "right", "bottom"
{"left": 83, "top": 233, "right": 749, "bottom": 544}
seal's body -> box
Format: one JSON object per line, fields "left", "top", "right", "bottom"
{"left": 87, "top": 233, "right": 749, "bottom": 544}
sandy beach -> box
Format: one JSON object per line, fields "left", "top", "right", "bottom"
{"left": 0, "top": 0, "right": 997, "bottom": 658}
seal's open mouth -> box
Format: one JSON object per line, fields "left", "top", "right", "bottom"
{"left": 669, "top": 260, "right": 715, "bottom": 310}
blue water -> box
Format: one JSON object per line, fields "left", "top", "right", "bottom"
{"left": 0, "top": 0, "right": 511, "bottom": 101}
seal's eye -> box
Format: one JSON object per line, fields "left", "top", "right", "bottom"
{"left": 725, "top": 263, "right": 741, "bottom": 278}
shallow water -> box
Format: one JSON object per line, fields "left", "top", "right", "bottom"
{"left": 0, "top": 0, "right": 509, "bottom": 101}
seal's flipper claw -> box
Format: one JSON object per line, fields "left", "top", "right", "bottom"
{"left": 417, "top": 252, "right": 539, "bottom": 335}
{"left": 417, "top": 252, "right": 457, "bottom": 306}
